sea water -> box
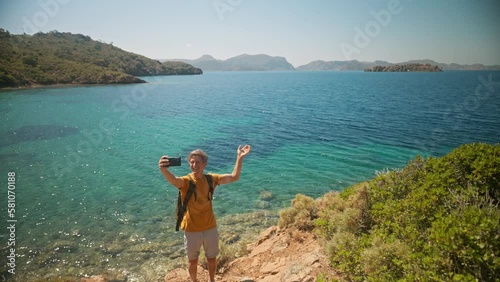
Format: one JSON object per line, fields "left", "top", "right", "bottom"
{"left": 1, "top": 71, "right": 499, "bottom": 280}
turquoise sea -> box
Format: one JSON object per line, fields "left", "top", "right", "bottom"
{"left": 1, "top": 71, "right": 500, "bottom": 280}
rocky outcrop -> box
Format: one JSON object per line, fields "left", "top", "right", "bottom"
{"left": 164, "top": 226, "right": 340, "bottom": 282}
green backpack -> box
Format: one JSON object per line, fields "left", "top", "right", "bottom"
{"left": 175, "top": 174, "right": 214, "bottom": 231}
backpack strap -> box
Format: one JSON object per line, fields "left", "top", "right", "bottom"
{"left": 205, "top": 174, "right": 214, "bottom": 201}
{"left": 175, "top": 175, "right": 197, "bottom": 231}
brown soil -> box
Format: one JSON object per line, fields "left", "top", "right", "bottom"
{"left": 163, "top": 226, "right": 341, "bottom": 282}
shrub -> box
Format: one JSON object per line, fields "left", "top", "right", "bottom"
{"left": 278, "top": 194, "right": 317, "bottom": 231}
{"left": 361, "top": 236, "right": 410, "bottom": 281}
{"left": 326, "top": 231, "right": 366, "bottom": 280}
{"left": 0, "top": 71, "right": 19, "bottom": 87}
{"left": 22, "top": 56, "right": 38, "bottom": 67}
{"left": 315, "top": 183, "right": 371, "bottom": 240}
{"left": 428, "top": 204, "right": 500, "bottom": 281}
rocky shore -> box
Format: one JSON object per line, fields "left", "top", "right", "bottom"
{"left": 80, "top": 225, "right": 340, "bottom": 282}
{"left": 10, "top": 211, "right": 282, "bottom": 282}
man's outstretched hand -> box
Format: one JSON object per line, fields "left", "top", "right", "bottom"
{"left": 237, "top": 145, "right": 251, "bottom": 159}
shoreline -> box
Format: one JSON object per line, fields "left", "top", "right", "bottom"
{"left": 7, "top": 210, "right": 279, "bottom": 282}
{"left": 3, "top": 69, "right": 499, "bottom": 92}
{"left": 0, "top": 81, "right": 148, "bottom": 92}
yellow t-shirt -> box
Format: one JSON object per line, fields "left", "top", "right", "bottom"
{"left": 179, "top": 173, "right": 221, "bottom": 232}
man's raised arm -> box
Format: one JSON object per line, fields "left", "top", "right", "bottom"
{"left": 158, "top": 155, "right": 184, "bottom": 188}
{"left": 219, "top": 145, "right": 251, "bottom": 185}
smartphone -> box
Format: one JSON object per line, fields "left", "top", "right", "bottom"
{"left": 167, "top": 157, "right": 181, "bottom": 166}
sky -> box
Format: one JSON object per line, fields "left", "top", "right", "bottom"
{"left": 1, "top": 0, "right": 499, "bottom": 67}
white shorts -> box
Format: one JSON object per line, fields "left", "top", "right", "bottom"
{"left": 184, "top": 227, "right": 219, "bottom": 260}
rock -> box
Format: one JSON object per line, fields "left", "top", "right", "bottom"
{"left": 51, "top": 240, "right": 79, "bottom": 253}
{"left": 81, "top": 275, "right": 107, "bottom": 282}
{"left": 260, "top": 257, "right": 285, "bottom": 274}
{"left": 101, "top": 241, "right": 125, "bottom": 254}
{"left": 256, "top": 226, "right": 278, "bottom": 245}
{"left": 255, "top": 200, "right": 272, "bottom": 209}
{"left": 302, "top": 253, "right": 320, "bottom": 266}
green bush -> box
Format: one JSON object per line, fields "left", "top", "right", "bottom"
{"left": 360, "top": 236, "right": 410, "bottom": 281}
{"left": 315, "top": 183, "right": 371, "bottom": 240}
{"left": 278, "top": 194, "right": 317, "bottom": 231}
{"left": 429, "top": 205, "right": 499, "bottom": 281}
{"left": 326, "top": 231, "right": 366, "bottom": 280}
{"left": 0, "top": 71, "right": 19, "bottom": 87}
{"left": 313, "top": 143, "right": 500, "bottom": 281}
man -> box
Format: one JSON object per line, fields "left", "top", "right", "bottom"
{"left": 158, "top": 145, "right": 251, "bottom": 282}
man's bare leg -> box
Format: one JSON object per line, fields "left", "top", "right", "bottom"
{"left": 207, "top": 257, "right": 217, "bottom": 282}
{"left": 188, "top": 258, "right": 198, "bottom": 282}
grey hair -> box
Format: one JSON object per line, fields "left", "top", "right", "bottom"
{"left": 187, "top": 149, "right": 208, "bottom": 163}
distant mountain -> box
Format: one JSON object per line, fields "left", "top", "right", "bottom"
{"left": 172, "top": 55, "right": 225, "bottom": 71}
{"left": 0, "top": 29, "right": 202, "bottom": 88}
{"left": 297, "top": 59, "right": 500, "bottom": 71}
{"left": 403, "top": 59, "right": 500, "bottom": 71}
{"left": 167, "top": 54, "right": 295, "bottom": 71}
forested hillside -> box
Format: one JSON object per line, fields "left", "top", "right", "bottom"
{"left": 0, "top": 29, "right": 202, "bottom": 88}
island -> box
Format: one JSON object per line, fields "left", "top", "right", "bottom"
{"left": 364, "top": 63, "right": 443, "bottom": 72}
{"left": 297, "top": 59, "right": 500, "bottom": 71}
{"left": 0, "top": 29, "right": 202, "bottom": 88}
